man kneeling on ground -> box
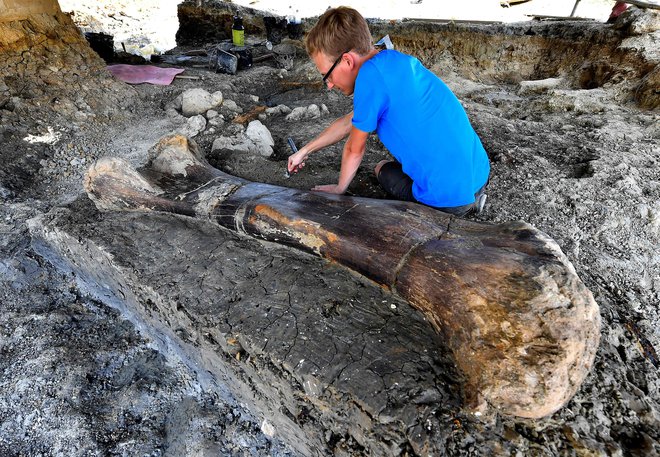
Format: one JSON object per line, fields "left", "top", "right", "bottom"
{"left": 287, "top": 6, "right": 491, "bottom": 217}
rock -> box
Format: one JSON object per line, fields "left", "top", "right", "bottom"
{"left": 307, "top": 104, "right": 321, "bottom": 119}
{"left": 180, "top": 88, "right": 223, "bottom": 117}
{"left": 179, "top": 114, "right": 207, "bottom": 137}
{"left": 265, "top": 104, "right": 292, "bottom": 116}
{"left": 628, "top": 8, "right": 660, "bottom": 34}
{"left": 245, "top": 120, "right": 274, "bottom": 157}
{"left": 285, "top": 107, "right": 307, "bottom": 122}
{"left": 211, "top": 121, "right": 274, "bottom": 157}
{"left": 261, "top": 420, "right": 276, "bottom": 439}
{"left": 547, "top": 89, "right": 608, "bottom": 114}
{"left": 211, "top": 135, "right": 251, "bottom": 154}
{"left": 221, "top": 99, "right": 242, "bottom": 114}
{"left": 206, "top": 109, "right": 218, "bottom": 120}
{"left": 611, "top": 7, "right": 660, "bottom": 35}
{"left": 285, "top": 104, "right": 323, "bottom": 122}
{"left": 210, "top": 91, "right": 223, "bottom": 106}
{"left": 208, "top": 116, "right": 225, "bottom": 128}
{"left": 518, "top": 77, "right": 564, "bottom": 95}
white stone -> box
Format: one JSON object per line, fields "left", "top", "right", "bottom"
{"left": 285, "top": 106, "right": 307, "bottom": 122}
{"left": 222, "top": 99, "right": 243, "bottom": 113}
{"left": 206, "top": 109, "right": 219, "bottom": 119}
{"left": 266, "top": 104, "right": 292, "bottom": 116}
{"left": 211, "top": 91, "right": 223, "bottom": 106}
{"left": 547, "top": 89, "right": 608, "bottom": 114}
{"left": 180, "top": 114, "right": 207, "bottom": 137}
{"left": 518, "top": 77, "right": 564, "bottom": 95}
{"left": 209, "top": 116, "right": 225, "bottom": 127}
{"left": 180, "top": 88, "right": 223, "bottom": 117}
{"left": 302, "top": 375, "right": 322, "bottom": 397}
{"left": 286, "top": 104, "right": 323, "bottom": 121}
{"left": 307, "top": 104, "right": 321, "bottom": 119}
{"left": 261, "top": 419, "right": 276, "bottom": 438}
{"left": 211, "top": 135, "right": 251, "bottom": 154}
{"left": 245, "top": 120, "right": 275, "bottom": 157}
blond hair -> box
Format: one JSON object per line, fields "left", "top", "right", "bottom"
{"left": 305, "top": 7, "right": 373, "bottom": 59}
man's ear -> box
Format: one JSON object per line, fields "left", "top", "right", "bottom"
{"left": 345, "top": 52, "right": 356, "bottom": 70}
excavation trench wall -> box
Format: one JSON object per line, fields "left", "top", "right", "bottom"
{"left": 375, "top": 16, "right": 660, "bottom": 108}
{"left": 0, "top": 7, "right": 130, "bottom": 119}
{"left": 177, "top": 0, "right": 659, "bottom": 109}
{"left": 378, "top": 22, "right": 654, "bottom": 90}
{"left": 0, "top": 2, "right": 133, "bottom": 194}
{"left": 0, "top": 0, "right": 60, "bottom": 22}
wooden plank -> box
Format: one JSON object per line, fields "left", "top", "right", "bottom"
{"left": 625, "top": 0, "right": 660, "bottom": 10}
{"left": 403, "top": 17, "right": 504, "bottom": 25}
{"left": 526, "top": 14, "right": 595, "bottom": 21}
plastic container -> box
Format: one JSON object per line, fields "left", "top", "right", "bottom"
{"left": 232, "top": 16, "right": 245, "bottom": 47}
{"left": 216, "top": 50, "right": 238, "bottom": 74}
{"left": 230, "top": 46, "right": 253, "bottom": 70}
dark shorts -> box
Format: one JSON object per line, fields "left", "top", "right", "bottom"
{"left": 377, "top": 160, "right": 488, "bottom": 216}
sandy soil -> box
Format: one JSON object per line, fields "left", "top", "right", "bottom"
{"left": 1, "top": 1, "right": 659, "bottom": 456}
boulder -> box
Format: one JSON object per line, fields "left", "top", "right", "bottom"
{"left": 180, "top": 88, "right": 223, "bottom": 117}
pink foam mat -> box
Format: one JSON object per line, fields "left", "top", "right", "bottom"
{"left": 107, "top": 64, "right": 185, "bottom": 85}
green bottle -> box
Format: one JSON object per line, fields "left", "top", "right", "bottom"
{"left": 232, "top": 16, "right": 245, "bottom": 46}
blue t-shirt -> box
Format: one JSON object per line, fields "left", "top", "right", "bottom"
{"left": 352, "top": 50, "right": 490, "bottom": 207}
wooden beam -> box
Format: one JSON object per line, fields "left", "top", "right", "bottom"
{"left": 527, "top": 14, "right": 594, "bottom": 21}
{"left": 625, "top": 0, "right": 660, "bottom": 10}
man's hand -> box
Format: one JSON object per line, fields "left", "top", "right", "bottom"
{"left": 287, "top": 150, "right": 307, "bottom": 173}
{"left": 312, "top": 184, "right": 345, "bottom": 194}
{"left": 286, "top": 113, "right": 354, "bottom": 175}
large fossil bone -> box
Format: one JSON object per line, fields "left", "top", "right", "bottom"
{"left": 84, "top": 134, "right": 600, "bottom": 418}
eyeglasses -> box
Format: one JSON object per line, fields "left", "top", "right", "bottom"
{"left": 322, "top": 50, "right": 351, "bottom": 85}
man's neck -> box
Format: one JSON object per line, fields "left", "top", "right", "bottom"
{"left": 353, "top": 48, "right": 380, "bottom": 71}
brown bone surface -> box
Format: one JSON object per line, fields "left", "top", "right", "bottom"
{"left": 84, "top": 134, "right": 601, "bottom": 418}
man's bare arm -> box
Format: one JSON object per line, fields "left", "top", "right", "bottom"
{"left": 312, "top": 126, "right": 369, "bottom": 195}
{"left": 287, "top": 112, "right": 353, "bottom": 173}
